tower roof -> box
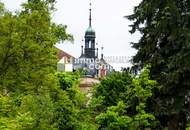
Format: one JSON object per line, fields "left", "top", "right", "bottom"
{"left": 85, "top": 26, "right": 95, "bottom": 36}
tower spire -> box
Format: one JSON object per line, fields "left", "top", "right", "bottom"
{"left": 89, "top": 2, "right": 92, "bottom": 27}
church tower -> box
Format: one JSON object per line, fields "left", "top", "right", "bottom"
{"left": 84, "top": 3, "right": 96, "bottom": 59}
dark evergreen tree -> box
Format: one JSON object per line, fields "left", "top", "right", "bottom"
{"left": 127, "top": 0, "right": 190, "bottom": 129}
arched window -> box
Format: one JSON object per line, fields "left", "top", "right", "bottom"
{"left": 89, "top": 41, "right": 92, "bottom": 48}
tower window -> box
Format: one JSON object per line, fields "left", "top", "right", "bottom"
{"left": 89, "top": 41, "right": 92, "bottom": 48}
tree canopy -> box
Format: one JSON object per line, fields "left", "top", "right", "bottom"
{"left": 1, "top": 0, "right": 190, "bottom": 129}
{"left": 127, "top": 0, "right": 190, "bottom": 129}
{"left": 0, "top": 1, "right": 89, "bottom": 129}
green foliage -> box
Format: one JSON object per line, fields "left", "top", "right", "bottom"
{"left": 127, "top": 0, "right": 190, "bottom": 129}
{"left": 16, "top": 94, "right": 56, "bottom": 130}
{"left": 0, "top": 0, "right": 96, "bottom": 130}
{"left": 1, "top": 0, "right": 182, "bottom": 129}
{"left": 91, "top": 67, "right": 156, "bottom": 129}
{"left": 127, "top": 68, "right": 156, "bottom": 129}
{"left": 92, "top": 71, "right": 133, "bottom": 111}
{"left": 0, "top": 0, "right": 72, "bottom": 93}
{"left": 56, "top": 71, "right": 80, "bottom": 90}
{"left": 96, "top": 101, "right": 133, "bottom": 130}
{"left": 54, "top": 72, "right": 97, "bottom": 130}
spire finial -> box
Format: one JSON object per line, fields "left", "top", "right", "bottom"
{"left": 81, "top": 45, "right": 84, "bottom": 55}
{"left": 96, "top": 48, "right": 99, "bottom": 58}
{"left": 101, "top": 46, "right": 104, "bottom": 59}
{"left": 89, "top": 2, "right": 92, "bottom": 27}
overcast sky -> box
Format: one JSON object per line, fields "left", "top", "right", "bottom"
{"left": 2, "top": 0, "right": 142, "bottom": 70}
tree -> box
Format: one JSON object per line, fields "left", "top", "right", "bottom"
{"left": 127, "top": 0, "right": 190, "bottom": 129}
{"left": 0, "top": 0, "right": 72, "bottom": 93}
{"left": 90, "top": 71, "right": 133, "bottom": 114}
{"left": 0, "top": 0, "right": 79, "bottom": 129}
{"left": 94, "top": 67, "right": 156, "bottom": 129}
{"left": 54, "top": 72, "right": 97, "bottom": 130}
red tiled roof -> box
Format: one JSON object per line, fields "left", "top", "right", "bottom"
{"left": 58, "top": 50, "right": 75, "bottom": 60}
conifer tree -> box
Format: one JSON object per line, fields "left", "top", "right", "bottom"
{"left": 127, "top": 0, "right": 190, "bottom": 129}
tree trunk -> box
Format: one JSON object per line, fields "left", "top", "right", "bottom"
{"left": 168, "top": 114, "right": 180, "bottom": 130}
{"left": 179, "top": 112, "right": 186, "bottom": 130}
{"left": 168, "top": 112, "right": 186, "bottom": 130}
